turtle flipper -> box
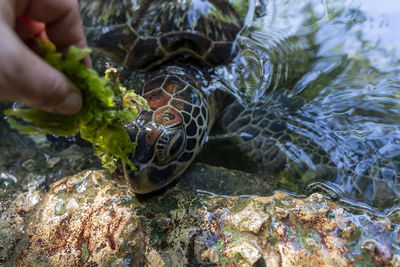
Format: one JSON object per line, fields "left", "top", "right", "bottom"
{"left": 221, "top": 99, "right": 338, "bottom": 186}
{"left": 221, "top": 99, "right": 400, "bottom": 206}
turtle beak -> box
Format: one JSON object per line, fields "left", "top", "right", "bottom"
{"left": 124, "top": 110, "right": 161, "bottom": 165}
{"left": 121, "top": 110, "right": 189, "bottom": 194}
{"left": 121, "top": 121, "right": 186, "bottom": 194}
{"left": 122, "top": 160, "right": 179, "bottom": 194}
{"left": 125, "top": 121, "right": 161, "bottom": 164}
{"left": 134, "top": 125, "right": 162, "bottom": 164}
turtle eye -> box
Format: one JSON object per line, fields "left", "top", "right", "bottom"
{"left": 155, "top": 128, "right": 186, "bottom": 165}
{"left": 163, "top": 112, "right": 176, "bottom": 123}
{"left": 153, "top": 106, "right": 183, "bottom": 128}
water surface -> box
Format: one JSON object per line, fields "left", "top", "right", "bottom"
{"left": 199, "top": 0, "right": 400, "bottom": 211}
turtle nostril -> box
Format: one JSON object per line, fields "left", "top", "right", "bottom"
{"left": 134, "top": 126, "right": 162, "bottom": 164}
{"left": 124, "top": 121, "right": 139, "bottom": 143}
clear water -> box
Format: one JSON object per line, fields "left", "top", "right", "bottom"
{"left": 1, "top": 0, "right": 400, "bottom": 213}
{"left": 202, "top": 0, "right": 400, "bottom": 211}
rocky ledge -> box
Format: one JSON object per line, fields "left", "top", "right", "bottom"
{"left": 0, "top": 165, "right": 399, "bottom": 266}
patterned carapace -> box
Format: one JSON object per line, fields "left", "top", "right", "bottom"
{"left": 82, "top": 0, "right": 245, "bottom": 69}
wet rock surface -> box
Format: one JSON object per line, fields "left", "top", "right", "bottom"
{"left": 16, "top": 170, "right": 146, "bottom": 266}
{"left": 0, "top": 165, "right": 399, "bottom": 266}
{"left": 0, "top": 180, "right": 41, "bottom": 262}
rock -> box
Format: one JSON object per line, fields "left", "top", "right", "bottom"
{"left": 22, "top": 159, "right": 36, "bottom": 172}
{"left": 147, "top": 250, "right": 173, "bottom": 267}
{"left": 15, "top": 170, "right": 146, "bottom": 267}
{"left": 0, "top": 172, "right": 17, "bottom": 186}
{"left": 224, "top": 240, "right": 262, "bottom": 266}
{"left": 46, "top": 157, "right": 61, "bottom": 169}
{"left": 201, "top": 247, "right": 220, "bottom": 263}
{"left": 182, "top": 163, "right": 278, "bottom": 196}
{"left": 0, "top": 181, "right": 41, "bottom": 261}
{"left": 228, "top": 203, "right": 269, "bottom": 234}
{"left": 0, "top": 167, "right": 398, "bottom": 266}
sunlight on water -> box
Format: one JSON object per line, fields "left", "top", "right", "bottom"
{"left": 209, "top": 0, "right": 400, "bottom": 211}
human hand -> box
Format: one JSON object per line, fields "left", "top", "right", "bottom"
{"left": 0, "top": 0, "right": 90, "bottom": 114}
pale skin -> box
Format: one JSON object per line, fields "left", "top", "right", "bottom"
{"left": 0, "top": 0, "right": 90, "bottom": 114}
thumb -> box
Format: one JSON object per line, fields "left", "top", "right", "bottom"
{"left": 0, "top": 25, "right": 82, "bottom": 114}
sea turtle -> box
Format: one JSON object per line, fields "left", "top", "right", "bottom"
{"left": 80, "top": 0, "right": 253, "bottom": 193}
{"left": 79, "top": 0, "right": 400, "bottom": 206}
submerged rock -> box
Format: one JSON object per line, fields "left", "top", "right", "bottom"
{"left": 0, "top": 165, "right": 399, "bottom": 266}
{"left": 0, "top": 180, "right": 41, "bottom": 262}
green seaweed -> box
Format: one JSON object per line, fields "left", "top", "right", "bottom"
{"left": 230, "top": 198, "right": 250, "bottom": 213}
{"left": 4, "top": 41, "right": 149, "bottom": 172}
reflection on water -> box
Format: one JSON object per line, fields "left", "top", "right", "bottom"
{"left": 205, "top": 0, "right": 400, "bottom": 210}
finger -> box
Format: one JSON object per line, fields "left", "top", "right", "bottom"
{"left": 19, "top": 0, "right": 92, "bottom": 67}
{"left": 15, "top": 14, "right": 46, "bottom": 40}
{"left": 0, "top": 1, "right": 15, "bottom": 25}
{"left": 0, "top": 25, "right": 82, "bottom": 114}
{"left": 15, "top": 15, "right": 49, "bottom": 55}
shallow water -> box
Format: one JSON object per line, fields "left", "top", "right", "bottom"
{"left": 202, "top": 0, "right": 400, "bottom": 211}
{"left": 1, "top": 0, "right": 399, "bottom": 214}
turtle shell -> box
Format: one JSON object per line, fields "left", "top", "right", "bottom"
{"left": 81, "top": 0, "right": 248, "bottom": 69}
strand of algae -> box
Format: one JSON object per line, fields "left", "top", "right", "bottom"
{"left": 4, "top": 41, "right": 148, "bottom": 172}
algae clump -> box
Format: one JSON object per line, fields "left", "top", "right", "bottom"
{"left": 4, "top": 41, "right": 148, "bottom": 172}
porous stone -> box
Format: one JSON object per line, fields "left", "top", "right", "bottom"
{"left": 224, "top": 240, "right": 262, "bottom": 266}
{"left": 0, "top": 166, "right": 398, "bottom": 267}
{"left": 228, "top": 203, "right": 269, "bottom": 234}
{"left": 0, "top": 182, "right": 41, "bottom": 261}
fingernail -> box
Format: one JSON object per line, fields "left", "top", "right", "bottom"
{"left": 56, "top": 91, "right": 82, "bottom": 114}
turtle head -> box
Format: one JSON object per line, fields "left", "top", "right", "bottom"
{"left": 121, "top": 73, "right": 210, "bottom": 193}
{"left": 123, "top": 109, "right": 188, "bottom": 194}
{"left": 128, "top": 108, "right": 187, "bottom": 165}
